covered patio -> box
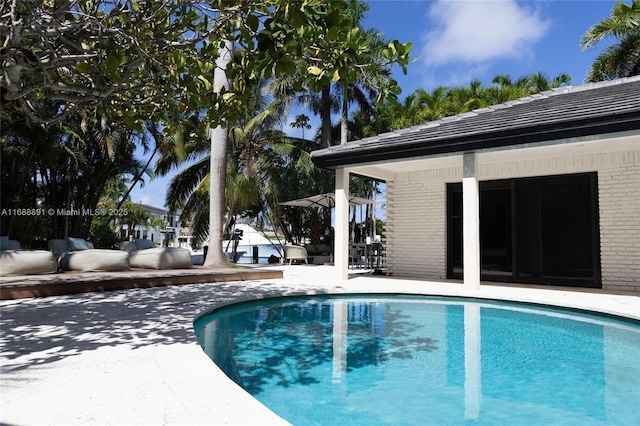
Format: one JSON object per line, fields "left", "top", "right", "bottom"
{"left": 280, "top": 192, "right": 380, "bottom": 267}
{"left": 311, "top": 77, "right": 640, "bottom": 292}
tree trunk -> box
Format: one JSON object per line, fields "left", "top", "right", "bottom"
{"left": 341, "top": 84, "right": 348, "bottom": 145}
{"left": 203, "top": 38, "right": 234, "bottom": 268}
{"left": 320, "top": 85, "right": 332, "bottom": 149}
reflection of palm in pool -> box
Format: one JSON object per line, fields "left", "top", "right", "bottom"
{"left": 194, "top": 295, "right": 640, "bottom": 425}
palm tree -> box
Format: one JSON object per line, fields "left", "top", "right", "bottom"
{"left": 1, "top": 99, "right": 143, "bottom": 244}
{"left": 205, "top": 38, "right": 234, "bottom": 267}
{"left": 447, "top": 80, "right": 486, "bottom": 114}
{"left": 379, "top": 72, "right": 572, "bottom": 132}
{"left": 581, "top": 0, "right": 640, "bottom": 82}
{"left": 486, "top": 72, "right": 570, "bottom": 104}
{"left": 527, "top": 72, "right": 571, "bottom": 92}
{"left": 336, "top": 26, "right": 395, "bottom": 145}
{"left": 267, "top": 2, "right": 398, "bottom": 148}
{"left": 487, "top": 74, "right": 533, "bottom": 103}
{"left": 156, "top": 74, "right": 322, "bottom": 252}
{"left": 120, "top": 201, "right": 154, "bottom": 240}
{"left": 394, "top": 86, "right": 452, "bottom": 128}
{"left": 90, "top": 174, "right": 129, "bottom": 247}
{"left": 266, "top": 72, "right": 339, "bottom": 149}
{"left": 290, "top": 114, "right": 312, "bottom": 140}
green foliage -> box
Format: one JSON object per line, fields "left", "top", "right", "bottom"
{"left": 89, "top": 215, "right": 121, "bottom": 249}
{"left": 1, "top": 0, "right": 412, "bottom": 245}
{"left": 2, "top": 1, "right": 410, "bottom": 132}
{"left": 88, "top": 175, "right": 129, "bottom": 248}
{"left": 0, "top": 104, "right": 142, "bottom": 242}
{"left": 581, "top": 0, "right": 640, "bottom": 81}
{"left": 374, "top": 72, "right": 573, "bottom": 130}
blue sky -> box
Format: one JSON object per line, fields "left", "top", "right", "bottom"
{"left": 367, "top": 0, "right": 616, "bottom": 93}
{"left": 131, "top": 0, "right": 618, "bottom": 207}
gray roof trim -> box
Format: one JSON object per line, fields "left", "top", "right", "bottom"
{"left": 311, "top": 76, "right": 640, "bottom": 170}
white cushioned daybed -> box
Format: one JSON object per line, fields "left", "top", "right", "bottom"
{"left": 48, "top": 238, "right": 130, "bottom": 272}
{"left": 0, "top": 237, "right": 58, "bottom": 276}
{"left": 120, "top": 240, "right": 192, "bottom": 269}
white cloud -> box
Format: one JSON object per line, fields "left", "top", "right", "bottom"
{"left": 422, "top": 0, "right": 550, "bottom": 65}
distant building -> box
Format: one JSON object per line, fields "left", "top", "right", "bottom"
{"left": 116, "top": 204, "right": 182, "bottom": 247}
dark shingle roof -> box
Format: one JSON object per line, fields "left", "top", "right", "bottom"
{"left": 311, "top": 76, "right": 640, "bottom": 169}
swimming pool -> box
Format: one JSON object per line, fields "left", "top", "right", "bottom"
{"left": 194, "top": 295, "right": 640, "bottom": 425}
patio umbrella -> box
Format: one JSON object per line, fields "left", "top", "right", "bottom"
{"left": 279, "top": 193, "right": 376, "bottom": 208}
{"left": 280, "top": 193, "right": 378, "bottom": 243}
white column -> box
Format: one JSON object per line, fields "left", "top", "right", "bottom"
{"left": 335, "top": 167, "right": 349, "bottom": 281}
{"left": 463, "top": 152, "right": 481, "bottom": 289}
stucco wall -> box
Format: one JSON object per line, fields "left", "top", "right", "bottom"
{"left": 385, "top": 149, "right": 640, "bottom": 292}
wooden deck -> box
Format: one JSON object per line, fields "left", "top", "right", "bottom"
{"left": 0, "top": 266, "right": 283, "bottom": 300}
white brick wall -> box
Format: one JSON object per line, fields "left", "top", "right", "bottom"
{"left": 598, "top": 152, "right": 640, "bottom": 292}
{"left": 386, "top": 149, "right": 640, "bottom": 291}
{"left": 386, "top": 179, "right": 446, "bottom": 279}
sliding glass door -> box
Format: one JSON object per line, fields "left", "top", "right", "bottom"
{"left": 447, "top": 173, "right": 601, "bottom": 288}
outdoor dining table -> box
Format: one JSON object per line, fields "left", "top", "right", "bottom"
{"left": 348, "top": 242, "right": 383, "bottom": 269}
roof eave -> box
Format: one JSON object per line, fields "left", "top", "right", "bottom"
{"left": 311, "top": 112, "right": 640, "bottom": 170}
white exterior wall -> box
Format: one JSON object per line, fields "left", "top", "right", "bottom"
{"left": 385, "top": 150, "right": 640, "bottom": 291}
{"left": 386, "top": 176, "right": 447, "bottom": 279}
{"left": 598, "top": 152, "right": 640, "bottom": 291}
{"left": 385, "top": 168, "right": 462, "bottom": 279}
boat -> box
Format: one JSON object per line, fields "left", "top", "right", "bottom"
{"left": 227, "top": 250, "right": 246, "bottom": 262}
{"left": 177, "top": 224, "right": 282, "bottom": 264}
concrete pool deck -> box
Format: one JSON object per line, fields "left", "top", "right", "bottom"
{"left": 1, "top": 265, "right": 638, "bottom": 425}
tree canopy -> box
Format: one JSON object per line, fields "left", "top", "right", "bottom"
{"left": 1, "top": 0, "right": 411, "bottom": 131}
{"left": 581, "top": 0, "right": 640, "bottom": 81}
{"left": 1, "top": 0, "right": 413, "bottom": 250}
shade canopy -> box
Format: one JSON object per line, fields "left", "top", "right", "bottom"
{"left": 279, "top": 193, "right": 376, "bottom": 208}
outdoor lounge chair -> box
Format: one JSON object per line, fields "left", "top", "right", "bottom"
{"left": 48, "top": 238, "right": 130, "bottom": 272}
{"left": 119, "top": 240, "right": 192, "bottom": 269}
{"left": 0, "top": 237, "right": 58, "bottom": 276}
{"left": 283, "top": 244, "right": 308, "bottom": 265}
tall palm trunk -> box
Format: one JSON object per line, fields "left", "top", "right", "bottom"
{"left": 341, "top": 84, "right": 348, "bottom": 145}
{"left": 320, "top": 85, "right": 332, "bottom": 149}
{"left": 204, "top": 38, "right": 234, "bottom": 267}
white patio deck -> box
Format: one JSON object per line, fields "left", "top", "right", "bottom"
{"left": 1, "top": 265, "right": 638, "bottom": 425}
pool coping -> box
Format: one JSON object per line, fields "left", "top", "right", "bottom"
{"left": 1, "top": 265, "right": 638, "bottom": 425}
{"left": 188, "top": 274, "right": 639, "bottom": 424}
{"left": 194, "top": 275, "right": 640, "bottom": 323}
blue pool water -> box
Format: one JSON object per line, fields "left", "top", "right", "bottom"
{"left": 193, "top": 296, "right": 640, "bottom": 425}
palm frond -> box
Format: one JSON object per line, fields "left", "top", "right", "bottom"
{"left": 165, "top": 157, "right": 210, "bottom": 210}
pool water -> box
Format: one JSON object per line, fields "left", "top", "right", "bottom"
{"left": 194, "top": 296, "right": 640, "bottom": 425}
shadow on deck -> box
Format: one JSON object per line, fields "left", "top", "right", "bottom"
{"left": 0, "top": 266, "right": 283, "bottom": 300}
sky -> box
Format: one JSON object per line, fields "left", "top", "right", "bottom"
{"left": 130, "top": 0, "right": 619, "bottom": 207}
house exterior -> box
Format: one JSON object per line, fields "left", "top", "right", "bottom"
{"left": 116, "top": 204, "right": 181, "bottom": 246}
{"left": 311, "top": 77, "right": 640, "bottom": 292}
